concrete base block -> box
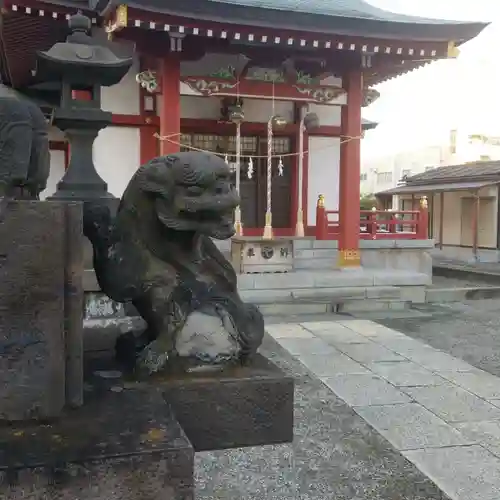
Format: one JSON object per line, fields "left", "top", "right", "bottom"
{"left": 81, "top": 355, "right": 293, "bottom": 454}
{"left": 0, "top": 383, "right": 195, "bottom": 500}
{"left": 366, "top": 286, "right": 402, "bottom": 300}
{"left": 292, "top": 287, "right": 366, "bottom": 301}
{"left": 293, "top": 257, "right": 336, "bottom": 270}
{"left": 309, "top": 240, "right": 338, "bottom": 250}
{"left": 258, "top": 302, "right": 330, "bottom": 316}
{"left": 239, "top": 289, "right": 294, "bottom": 304}
{"left": 292, "top": 238, "right": 314, "bottom": 250}
{"left": 294, "top": 248, "right": 337, "bottom": 259}
{"left": 160, "top": 354, "right": 294, "bottom": 452}
{"left": 389, "top": 301, "right": 409, "bottom": 311}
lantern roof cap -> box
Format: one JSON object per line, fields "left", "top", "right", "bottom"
{"left": 35, "top": 12, "right": 133, "bottom": 86}
{"left": 362, "top": 118, "right": 378, "bottom": 131}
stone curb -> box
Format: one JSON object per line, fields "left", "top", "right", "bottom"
{"left": 426, "top": 286, "right": 500, "bottom": 303}
{"left": 433, "top": 264, "right": 500, "bottom": 285}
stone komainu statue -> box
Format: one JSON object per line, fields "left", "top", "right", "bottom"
{"left": 84, "top": 151, "right": 265, "bottom": 374}
{"left": 0, "top": 85, "right": 50, "bottom": 201}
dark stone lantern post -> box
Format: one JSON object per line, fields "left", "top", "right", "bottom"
{"left": 35, "top": 12, "right": 133, "bottom": 202}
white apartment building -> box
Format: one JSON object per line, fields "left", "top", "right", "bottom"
{"left": 361, "top": 130, "right": 500, "bottom": 197}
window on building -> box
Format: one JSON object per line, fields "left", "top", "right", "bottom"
{"left": 191, "top": 134, "right": 219, "bottom": 153}
{"left": 450, "top": 129, "right": 457, "bottom": 154}
{"left": 376, "top": 172, "right": 392, "bottom": 183}
{"left": 360, "top": 173, "right": 367, "bottom": 181}
{"left": 401, "top": 169, "right": 412, "bottom": 179}
{"left": 180, "top": 134, "right": 192, "bottom": 152}
{"left": 180, "top": 134, "right": 259, "bottom": 157}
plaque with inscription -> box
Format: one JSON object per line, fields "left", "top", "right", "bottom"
{"left": 231, "top": 238, "right": 293, "bottom": 274}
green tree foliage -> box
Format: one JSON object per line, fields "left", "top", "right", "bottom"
{"left": 360, "top": 194, "right": 377, "bottom": 211}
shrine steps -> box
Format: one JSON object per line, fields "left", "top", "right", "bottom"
{"left": 236, "top": 269, "right": 428, "bottom": 316}
{"left": 83, "top": 271, "right": 427, "bottom": 351}
{"left": 292, "top": 242, "right": 337, "bottom": 270}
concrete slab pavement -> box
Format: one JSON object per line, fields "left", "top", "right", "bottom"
{"left": 266, "top": 318, "right": 500, "bottom": 500}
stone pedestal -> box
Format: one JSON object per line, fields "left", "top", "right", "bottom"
{"left": 160, "top": 354, "right": 294, "bottom": 451}
{"left": 85, "top": 354, "right": 294, "bottom": 453}
{"left": 0, "top": 386, "right": 194, "bottom": 500}
{"left": 0, "top": 201, "right": 83, "bottom": 420}
{"left": 0, "top": 203, "right": 294, "bottom": 498}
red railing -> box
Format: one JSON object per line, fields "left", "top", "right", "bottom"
{"left": 315, "top": 197, "right": 429, "bottom": 241}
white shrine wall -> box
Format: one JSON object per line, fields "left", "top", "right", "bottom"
{"left": 93, "top": 127, "right": 141, "bottom": 198}
{"left": 96, "top": 59, "right": 142, "bottom": 197}
{"left": 100, "top": 58, "right": 141, "bottom": 116}
{"left": 41, "top": 127, "right": 66, "bottom": 200}
{"left": 306, "top": 104, "right": 341, "bottom": 226}
{"left": 307, "top": 136, "right": 341, "bottom": 225}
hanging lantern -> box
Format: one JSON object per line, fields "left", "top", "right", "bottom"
{"left": 303, "top": 112, "right": 320, "bottom": 131}
{"left": 271, "top": 115, "right": 287, "bottom": 128}
{"left": 228, "top": 103, "right": 244, "bottom": 124}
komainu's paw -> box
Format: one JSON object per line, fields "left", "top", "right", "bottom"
{"left": 238, "top": 304, "right": 265, "bottom": 358}
{"left": 137, "top": 338, "right": 173, "bottom": 374}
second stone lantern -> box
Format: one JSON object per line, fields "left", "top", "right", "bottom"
{"left": 35, "top": 12, "right": 133, "bottom": 202}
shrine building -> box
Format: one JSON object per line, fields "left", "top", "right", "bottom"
{"left": 0, "top": 0, "right": 487, "bottom": 267}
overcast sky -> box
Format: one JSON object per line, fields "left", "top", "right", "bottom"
{"left": 362, "top": 0, "right": 499, "bottom": 159}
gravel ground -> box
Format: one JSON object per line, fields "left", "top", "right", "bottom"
{"left": 195, "top": 334, "right": 450, "bottom": 500}
{"left": 378, "top": 299, "right": 500, "bottom": 377}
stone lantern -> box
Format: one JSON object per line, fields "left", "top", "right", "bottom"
{"left": 35, "top": 12, "right": 133, "bottom": 202}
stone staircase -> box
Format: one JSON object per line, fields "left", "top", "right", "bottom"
{"left": 293, "top": 239, "right": 338, "bottom": 270}
{"left": 212, "top": 238, "right": 428, "bottom": 316}
{"left": 236, "top": 268, "right": 427, "bottom": 316}
{"left": 85, "top": 240, "right": 430, "bottom": 329}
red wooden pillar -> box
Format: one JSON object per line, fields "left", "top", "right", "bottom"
{"left": 338, "top": 69, "right": 362, "bottom": 267}
{"left": 159, "top": 55, "right": 181, "bottom": 156}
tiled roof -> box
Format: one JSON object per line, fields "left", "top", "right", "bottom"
{"left": 121, "top": 0, "right": 487, "bottom": 41}
{"left": 377, "top": 180, "right": 497, "bottom": 196}
{"left": 208, "top": 0, "right": 464, "bottom": 23}
{"left": 406, "top": 161, "right": 500, "bottom": 185}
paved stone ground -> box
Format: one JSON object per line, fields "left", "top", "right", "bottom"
{"left": 265, "top": 317, "right": 500, "bottom": 500}
{"left": 379, "top": 300, "right": 500, "bottom": 378}
{"left": 195, "top": 332, "right": 450, "bottom": 500}
{"left": 195, "top": 297, "right": 500, "bottom": 499}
